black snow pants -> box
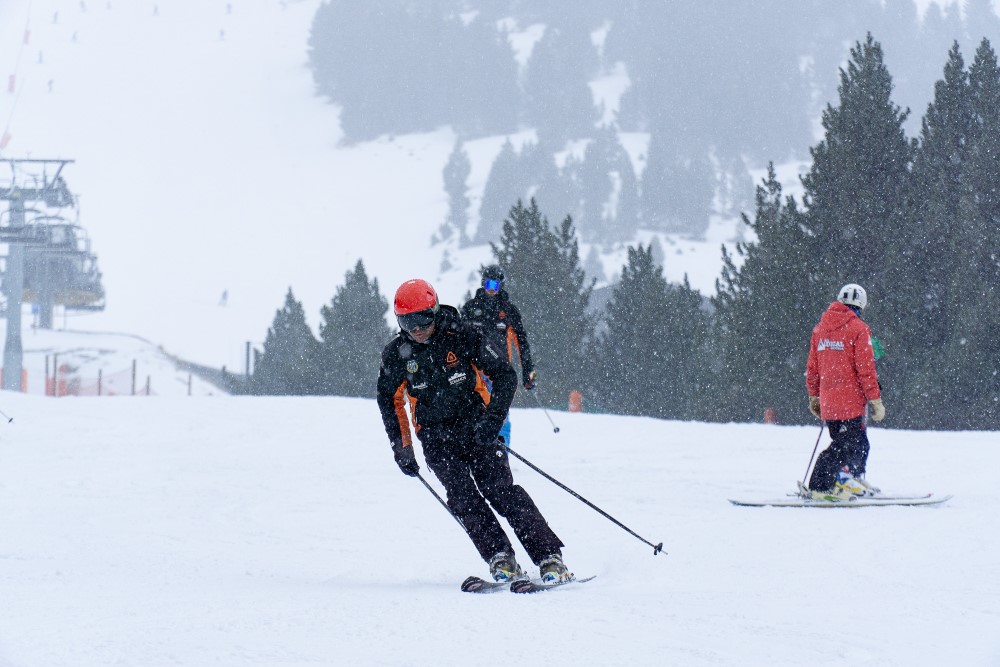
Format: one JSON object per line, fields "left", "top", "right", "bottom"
{"left": 808, "top": 416, "right": 871, "bottom": 491}
{"left": 419, "top": 417, "right": 563, "bottom": 565}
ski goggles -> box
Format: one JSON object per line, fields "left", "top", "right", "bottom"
{"left": 483, "top": 279, "right": 501, "bottom": 292}
{"left": 397, "top": 308, "right": 437, "bottom": 332}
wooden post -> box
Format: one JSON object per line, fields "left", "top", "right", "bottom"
{"left": 45, "top": 355, "right": 50, "bottom": 396}
{"left": 131, "top": 359, "right": 137, "bottom": 395}
{"left": 145, "top": 376, "right": 150, "bottom": 396}
{"left": 187, "top": 372, "right": 192, "bottom": 396}
{"left": 97, "top": 368, "right": 103, "bottom": 396}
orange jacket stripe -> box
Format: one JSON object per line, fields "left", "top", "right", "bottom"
{"left": 506, "top": 326, "right": 520, "bottom": 363}
{"left": 392, "top": 381, "right": 413, "bottom": 447}
{"left": 471, "top": 363, "right": 492, "bottom": 406}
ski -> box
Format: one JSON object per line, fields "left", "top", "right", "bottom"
{"left": 509, "top": 575, "right": 596, "bottom": 594}
{"left": 784, "top": 491, "right": 933, "bottom": 501}
{"left": 461, "top": 574, "right": 596, "bottom": 593}
{"left": 460, "top": 575, "right": 509, "bottom": 593}
{"left": 729, "top": 493, "right": 952, "bottom": 508}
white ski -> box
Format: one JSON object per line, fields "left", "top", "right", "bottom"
{"left": 729, "top": 493, "right": 952, "bottom": 508}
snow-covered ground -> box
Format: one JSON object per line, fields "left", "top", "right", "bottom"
{"left": 2, "top": 4, "right": 994, "bottom": 662}
{"left": 0, "top": 390, "right": 995, "bottom": 666}
{"left": 15, "top": 324, "right": 225, "bottom": 397}
{"left": 0, "top": 0, "right": 747, "bottom": 372}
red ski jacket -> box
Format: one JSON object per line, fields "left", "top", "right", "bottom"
{"left": 805, "top": 302, "right": 881, "bottom": 421}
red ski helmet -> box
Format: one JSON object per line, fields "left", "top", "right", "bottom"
{"left": 394, "top": 279, "right": 439, "bottom": 332}
{"left": 394, "top": 279, "right": 438, "bottom": 315}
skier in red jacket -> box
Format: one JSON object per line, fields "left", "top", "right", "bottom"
{"left": 802, "top": 284, "right": 886, "bottom": 498}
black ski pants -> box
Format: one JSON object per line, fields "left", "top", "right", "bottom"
{"left": 808, "top": 416, "right": 871, "bottom": 491}
{"left": 419, "top": 417, "right": 563, "bottom": 565}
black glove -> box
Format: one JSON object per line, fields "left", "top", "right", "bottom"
{"left": 473, "top": 420, "right": 501, "bottom": 449}
{"left": 391, "top": 440, "right": 419, "bottom": 477}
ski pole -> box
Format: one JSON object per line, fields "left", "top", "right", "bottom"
{"left": 528, "top": 389, "right": 560, "bottom": 433}
{"left": 0, "top": 407, "right": 12, "bottom": 423}
{"left": 802, "top": 421, "right": 825, "bottom": 487}
{"left": 504, "top": 445, "right": 664, "bottom": 556}
{"left": 416, "top": 472, "right": 466, "bottom": 532}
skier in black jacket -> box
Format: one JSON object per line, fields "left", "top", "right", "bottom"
{"left": 461, "top": 265, "right": 535, "bottom": 444}
{"left": 376, "top": 278, "right": 570, "bottom": 584}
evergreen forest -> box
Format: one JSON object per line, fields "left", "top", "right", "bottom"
{"left": 308, "top": 0, "right": 1000, "bottom": 244}
{"left": 256, "top": 28, "right": 1000, "bottom": 431}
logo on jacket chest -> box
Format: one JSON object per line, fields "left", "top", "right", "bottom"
{"left": 817, "top": 338, "right": 845, "bottom": 352}
{"left": 406, "top": 360, "right": 419, "bottom": 373}
{"left": 445, "top": 351, "right": 459, "bottom": 368}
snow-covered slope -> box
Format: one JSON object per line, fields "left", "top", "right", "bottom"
{"left": 1, "top": 0, "right": 748, "bottom": 371}
{"left": 0, "top": 393, "right": 994, "bottom": 666}
{"left": 0, "top": 320, "right": 225, "bottom": 396}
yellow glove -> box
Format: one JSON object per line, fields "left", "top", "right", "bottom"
{"left": 808, "top": 396, "right": 821, "bottom": 419}
{"left": 869, "top": 398, "right": 885, "bottom": 422}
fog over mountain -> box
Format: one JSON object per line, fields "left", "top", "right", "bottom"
{"left": 1, "top": 0, "right": 994, "bottom": 378}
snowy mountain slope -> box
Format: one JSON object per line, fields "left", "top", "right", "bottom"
{"left": 1, "top": 0, "right": 747, "bottom": 371}
{"left": 0, "top": 393, "right": 995, "bottom": 666}
{"left": 2, "top": 320, "right": 225, "bottom": 396}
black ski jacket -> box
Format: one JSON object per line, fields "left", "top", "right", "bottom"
{"left": 376, "top": 305, "right": 517, "bottom": 448}
{"left": 460, "top": 288, "right": 534, "bottom": 379}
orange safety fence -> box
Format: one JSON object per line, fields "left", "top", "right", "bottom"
{"left": 46, "top": 362, "right": 153, "bottom": 397}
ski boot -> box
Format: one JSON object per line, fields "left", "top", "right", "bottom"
{"left": 539, "top": 553, "right": 573, "bottom": 584}
{"left": 834, "top": 468, "right": 877, "bottom": 498}
{"left": 855, "top": 476, "right": 881, "bottom": 496}
{"left": 489, "top": 551, "right": 526, "bottom": 583}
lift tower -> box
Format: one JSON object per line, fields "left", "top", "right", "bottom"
{"left": 0, "top": 159, "right": 75, "bottom": 391}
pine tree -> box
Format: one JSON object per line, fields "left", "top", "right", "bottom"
{"left": 475, "top": 140, "right": 525, "bottom": 245}
{"left": 965, "top": 39, "right": 1000, "bottom": 279}
{"left": 797, "top": 34, "right": 915, "bottom": 426}
{"left": 711, "top": 165, "right": 817, "bottom": 424}
{"left": 962, "top": 0, "right": 1000, "bottom": 56}
{"left": 522, "top": 24, "right": 599, "bottom": 145}
{"left": 891, "top": 42, "right": 973, "bottom": 426}
{"left": 251, "top": 288, "right": 321, "bottom": 395}
{"left": 577, "top": 126, "right": 640, "bottom": 244}
{"left": 444, "top": 13, "right": 520, "bottom": 137}
{"left": 534, "top": 148, "right": 583, "bottom": 230}
{"left": 800, "top": 34, "right": 914, "bottom": 297}
{"left": 317, "top": 260, "right": 393, "bottom": 398}
{"left": 491, "top": 199, "right": 595, "bottom": 405}
{"left": 308, "top": 2, "right": 518, "bottom": 143}
{"left": 593, "top": 244, "right": 710, "bottom": 420}
{"left": 437, "top": 141, "right": 471, "bottom": 244}
{"left": 943, "top": 38, "right": 1000, "bottom": 427}
{"left": 640, "top": 133, "right": 714, "bottom": 238}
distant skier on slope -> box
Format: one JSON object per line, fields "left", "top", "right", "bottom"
{"left": 803, "top": 283, "right": 886, "bottom": 499}
{"left": 376, "top": 278, "right": 571, "bottom": 584}
{"left": 461, "top": 265, "right": 536, "bottom": 444}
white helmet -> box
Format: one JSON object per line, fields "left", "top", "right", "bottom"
{"left": 837, "top": 283, "right": 868, "bottom": 310}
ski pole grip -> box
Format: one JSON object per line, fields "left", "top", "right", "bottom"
{"left": 653, "top": 542, "right": 663, "bottom": 556}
